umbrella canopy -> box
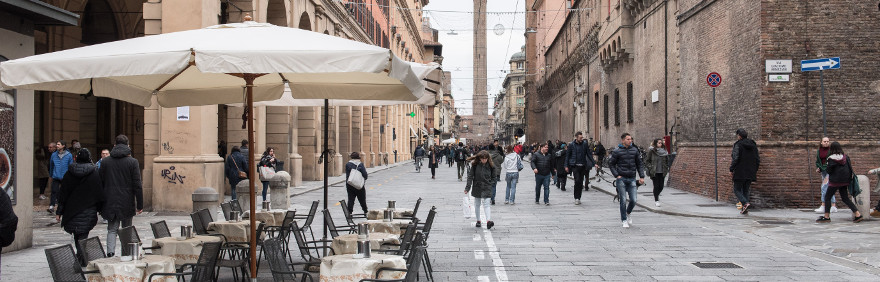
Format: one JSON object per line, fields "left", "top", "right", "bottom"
{"left": 0, "top": 21, "right": 425, "bottom": 107}
{"left": 0, "top": 20, "right": 426, "bottom": 279}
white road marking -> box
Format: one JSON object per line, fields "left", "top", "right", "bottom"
{"left": 483, "top": 229, "right": 509, "bottom": 282}
{"left": 473, "top": 234, "right": 481, "bottom": 241}
{"left": 477, "top": 276, "right": 490, "bottom": 282}
{"left": 474, "top": 250, "right": 485, "bottom": 260}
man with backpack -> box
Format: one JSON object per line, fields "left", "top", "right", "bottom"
{"left": 455, "top": 142, "right": 470, "bottom": 181}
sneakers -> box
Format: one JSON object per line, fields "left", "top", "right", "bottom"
{"left": 831, "top": 206, "right": 838, "bottom": 213}
{"left": 627, "top": 216, "right": 632, "bottom": 225}
{"left": 655, "top": 201, "right": 661, "bottom": 207}
{"left": 107, "top": 252, "right": 114, "bottom": 258}
{"left": 510, "top": 202, "right": 515, "bottom": 205}
{"left": 740, "top": 203, "right": 750, "bottom": 215}
{"left": 561, "top": 187, "right": 566, "bottom": 191}
{"left": 535, "top": 201, "right": 540, "bottom": 204}
{"left": 575, "top": 199, "right": 581, "bottom": 205}
{"left": 816, "top": 216, "right": 831, "bottom": 223}
{"left": 39, "top": 195, "right": 47, "bottom": 200}
{"left": 870, "top": 209, "right": 880, "bottom": 218}
{"left": 545, "top": 202, "right": 550, "bottom": 206}
{"left": 853, "top": 215, "right": 864, "bottom": 223}
{"left": 475, "top": 221, "right": 482, "bottom": 228}
{"left": 622, "top": 221, "right": 630, "bottom": 228}
{"left": 814, "top": 206, "right": 825, "bottom": 213}
{"left": 47, "top": 207, "right": 54, "bottom": 214}
{"left": 504, "top": 201, "right": 509, "bottom": 205}
{"left": 486, "top": 221, "right": 494, "bottom": 229}
{"left": 491, "top": 199, "right": 496, "bottom": 205}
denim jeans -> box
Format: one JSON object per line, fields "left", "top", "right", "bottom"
{"left": 820, "top": 171, "right": 835, "bottom": 204}
{"left": 473, "top": 197, "right": 491, "bottom": 222}
{"left": 505, "top": 172, "right": 519, "bottom": 203}
{"left": 106, "top": 216, "right": 133, "bottom": 255}
{"left": 733, "top": 180, "right": 752, "bottom": 205}
{"left": 261, "top": 181, "right": 270, "bottom": 200}
{"left": 535, "top": 173, "right": 551, "bottom": 203}
{"left": 615, "top": 177, "right": 638, "bottom": 221}
{"left": 491, "top": 179, "right": 498, "bottom": 202}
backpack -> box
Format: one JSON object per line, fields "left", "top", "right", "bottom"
{"left": 456, "top": 149, "right": 465, "bottom": 161}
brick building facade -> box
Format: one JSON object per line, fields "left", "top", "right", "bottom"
{"left": 669, "top": 0, "right": 880, "bottom": 207}
{"left": 527, "top": 0, "right": 880, "bottom": 207}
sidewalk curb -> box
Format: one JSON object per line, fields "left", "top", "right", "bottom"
{"left": 290, "top": 161, "right": 408, "bottom": 197}
{"left": 585, "top": 172, "right": 803, "bottom": 221}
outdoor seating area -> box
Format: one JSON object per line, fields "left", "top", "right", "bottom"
{"left": 43, "top": 198, "right": 437, "bottom": 282}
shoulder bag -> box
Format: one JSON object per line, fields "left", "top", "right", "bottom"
{"left": 231, "top": 156, "right": 247, "bottom": 179}
{"left": 347, "top": 164, "right": 366, "bottom": 189}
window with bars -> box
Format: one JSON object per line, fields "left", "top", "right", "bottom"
{"left": 626, "top": 82, "right": 633, "bottom": 123}
{"left": 614, "top": 88, "right": 620, "bottom": 126}
{"left": 603, "top": 94, "right": 609, "bottom": 128}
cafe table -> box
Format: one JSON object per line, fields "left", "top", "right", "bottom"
{"left": 319, "top": 254, "right": 406, "bottom": 282}
{"left": 151, "top": 235, "right": 223, "bottom": 266}
{"left": 84, "top": 254, "right": 176, "bottom": 282}
{"left": 363, "top": 219, "right": 411, "bottom": 235}
{"left": 366, "top": 208, "right": 414, "bottom": 220}
{"left": 244, "top": 209, "right": 290, "bottom": 226}
{"left": 330, "top": 232, "right": 400, "bottom": 255}
{"left": 207, "top": 220, "right": 252, "bottom": 242}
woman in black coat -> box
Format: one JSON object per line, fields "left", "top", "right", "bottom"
{"left": 817, "top": 142, "right": 863, "bottom": 223}
{"left": 465, "top": 150, "right": 496, "bottom": 229}
{"left": 428, "top": 145, "right": 440, "bottom": 179}
{"left": 56, "top": 148, "right": 104, "bottom": 266}
{"left": 345, "top": 152, "right": 369, "bottom": 214}
{"left": 224, "top": 146, "right": 247, "bottom": 201}
{"left": 259, "top": 147, "right": 278, "bottom": 202}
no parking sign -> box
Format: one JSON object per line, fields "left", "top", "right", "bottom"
{"left": 706, "top": 72, "right": 722, "bottom": 87}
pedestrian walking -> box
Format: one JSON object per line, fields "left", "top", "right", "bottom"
{"left": 35, "top": 143, "right": 52, "bottom": 200}
{"left": 645, "top": 138, "right": 670, "bottom": 207}
{"left": 465, "top": 150, "right": 495, "bottom": 229}
{"left": 502, "top": 145, "right": 522, "bottom": 205}
{"left": 816, "top": 142, "right": 864, "bottom": 223}
{"left": 609, "top": 133, "right": 645, "bottom": 228}
{"left": 428, "top": 145, "right": 440, "bottom": 179}
{"left": 259, "top": 147, "right": 277, "bottom": 202}
{"left": 224, "top": 146, "right": 248, "bottom": 201}
{"left": 95, "top": 149, "right": 110, "bottom": 169}
{"left": 554, "top": 143, "right": 568, "bottom": 191}
{"left": 55, "top": 148, "right": 104, "bottom": 266}
{"left": 814, "top": 137, "right": 838, "bottom": 213}
{"left": 99, "top": 135, "right": 143, "bottom": 257}
{"left": 594, "top": 141, "right": 607, "bottom": 177}
{"left": 447, "top": 144, "right": 455, "bottom": 167}
{"left": 565, "top": 132, "right": 597, "bottom": 205}
{"left": 730, "top": 129, "right": 759, "bottom": 215}
{"left": 531, "top": 144, "right": 555, "bottom": 205}
{"left": 345, "top": 152, "right": 369, "bottom": 214}
{"left": 0, "top": 180, "right": 18, "bottom": 277}
{"left": 455, "top": 142, "right": 470, "bottom": 181}
{"left": 488, "top": 145, "right": 504, "bottom": 205}
{"left": 48, "top": 140, "right": 74, "bottom": 214}
{"left": 239, "top": 139, "right": 250, "bottom": 157}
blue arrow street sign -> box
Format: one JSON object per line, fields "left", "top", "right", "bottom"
{"left": 801, "top": 57, "right": 840, "bottom": 72}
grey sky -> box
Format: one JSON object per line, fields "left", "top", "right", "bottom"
{"left": 423, "top": 0, "right": 526, "bottom": 116}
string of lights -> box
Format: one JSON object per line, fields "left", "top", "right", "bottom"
{"left": 338, "top": 1, "right": 593, "bottom": 14}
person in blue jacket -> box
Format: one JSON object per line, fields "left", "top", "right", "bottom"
{"left": 48, "top": 140, "right": 74, "bottom": 214}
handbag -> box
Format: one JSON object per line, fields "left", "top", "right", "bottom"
{"left": 346, "top": 165, "right": 366, "bottom": 189}
{"left": 847, "top": 157, "right": 862, "bottom": 197}
{"left": 259, "top": 166, "right": 276, "bottom": 181}
{"left": 462, "top": 195, "right": 472, "bottom": 219}
{"left": 516, "top": 156, "right": 524, "bottom": 171}
{"left": 230, "top": 156, "right": 247, "bottom": 179}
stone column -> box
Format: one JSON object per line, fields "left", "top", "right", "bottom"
{"left": 297, "top": 106, "right": 322, "bottom": 180}
{"left": 328, "top": 106, "right": 343, "bottom": 177}
{"left": 266, "top": 106, "right": 290, "bottom": 172}
{"left": 371, "top": 106, "right": 381, "bottom": 166}
{"left": 339, "top": 106, "right": 352, "bottom": 163}
{"left": 351, "top": 106, "right": 363, "bottom": 160}
{"left": 288, "top": 107, "right": 302, "bottom": 187}
{"left": 378, "top": 106, "right": 388, "bottom": 165}
{"left": 361, "top": 106, "right": 374, "bottom": 167}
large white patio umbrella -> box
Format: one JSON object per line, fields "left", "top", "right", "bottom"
{"left": 0, "top": 19, "right": 424, "bottom": 280}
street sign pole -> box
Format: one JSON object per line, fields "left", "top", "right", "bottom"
{"left": 820, "top": 70, "right": 827, "bottom": 136}
{"left": 713, "top": 87, "right": 718, "bottom": 202}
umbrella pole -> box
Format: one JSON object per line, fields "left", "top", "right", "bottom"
{"left": 323, "top": 98, "right": 329, "bottom": 256}
{"left": 245, "top": 75, "right": 258, "bottom": 281}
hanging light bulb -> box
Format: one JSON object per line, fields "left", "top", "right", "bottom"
{"left": 447, "top": 30, "right": 458, "bottom": 35}
{"left": 493, "top": 24, "right": 505, "bottom": 35}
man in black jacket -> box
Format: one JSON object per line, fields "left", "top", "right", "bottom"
{"left": 730, "top": 128, "right": 760, "bottom": 214}
{"left": 609, "top": 133, "right": 645, "bottom": 228}
{"left": 565, "top": 132, "right": 597, "bottom": 205}
{"left": 99, "top": 135, "right": 143, "bottom": 257}
{"left": 455, "top": 143, "right": 470, "bottom": 181}
{"left": 530, "top": 144, "right": 555, "bottom": 205}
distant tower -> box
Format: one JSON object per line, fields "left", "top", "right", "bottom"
{"left": 472, "top": 0, "right": 488, "bottom": 136}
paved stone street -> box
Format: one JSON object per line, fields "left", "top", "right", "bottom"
{"left": 4, "top": 159, "right": 880, "bottom": 281}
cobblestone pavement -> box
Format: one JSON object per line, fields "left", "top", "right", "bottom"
{"left": 4, "top": 158, "right": 880, "bottom": 281}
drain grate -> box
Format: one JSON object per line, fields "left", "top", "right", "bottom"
{"left": 757, "top": 220, "right": 793, "bottom": 225}
{"left": 692, "top": 262, "right": 742, "bottom": 269}
{"left": 671, "top": 192, "right": 690, "bottom": 195}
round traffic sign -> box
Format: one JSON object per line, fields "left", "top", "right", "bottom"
{"left": 707, "top": 72, "right": 722, "bottom": 88}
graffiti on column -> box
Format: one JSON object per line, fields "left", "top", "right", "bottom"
{"left": 162, "top": 142, "right": 174, "bottom": 154}
{"left": 161, "top": 166, "right": 185, "bottom": 184}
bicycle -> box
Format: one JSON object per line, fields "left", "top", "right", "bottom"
{"left": 414, "top": 157, "right": 422, "bottom": 172}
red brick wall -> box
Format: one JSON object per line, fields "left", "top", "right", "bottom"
{"left": 669, "top": 142, "right": 880, "bottom": 207}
